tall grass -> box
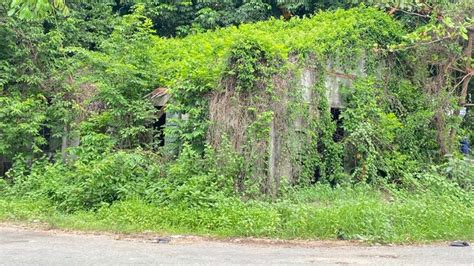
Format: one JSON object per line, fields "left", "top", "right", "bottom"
{"left": 1, "top": 184, "right": 472, "bottom": 243}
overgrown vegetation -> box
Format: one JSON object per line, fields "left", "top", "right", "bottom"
{"left": 0, "top": 1, "right": 473, "bottom": 243}
{"left": 1, "top": 181, "right": 473, "bottom": 243}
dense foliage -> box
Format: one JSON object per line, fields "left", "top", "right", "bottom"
{"left": 0, "top": 0, "right": 473, "bottom": 242}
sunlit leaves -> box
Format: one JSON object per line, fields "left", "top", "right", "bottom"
{"left": 8, "top": 0, "right": 69, "bottom": 20}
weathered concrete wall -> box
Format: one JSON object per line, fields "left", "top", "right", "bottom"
{"left": 208, "top": 58, "right": 365, "bottom": 194}
{"left": 325, "top": 57, "right": 366, "bottom": 108}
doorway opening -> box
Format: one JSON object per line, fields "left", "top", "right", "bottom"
{"left": 331, "top": 107, "right": 344, "bottom": 142}
{"left": 154, "top": 106, "right": 166, "bottom": 147}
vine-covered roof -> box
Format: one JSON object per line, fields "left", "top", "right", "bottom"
{"left": 150, "top": 7, "right": 404, "bottom": 91}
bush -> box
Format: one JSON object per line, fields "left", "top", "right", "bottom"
{"left": 146, "top": 143, "right": 238, "bottom": 207}
{"left": 441, "top": 157, "right": 474, "bottom": 191}
{"left": 2, "top": 138, "right": 472, "bottom": 243}
{"left": 5, "top": 142, "right": 241, "bottom": 212}
{"left": 6, "top": 150, "right": 164, "bottom": 212}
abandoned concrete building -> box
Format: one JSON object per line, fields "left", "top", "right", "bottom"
{"left": 205, "top": 56, "right": 368, "bottom": 194}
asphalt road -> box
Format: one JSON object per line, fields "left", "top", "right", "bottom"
{"left": 0, "top": 226, "right": 472, "bottom": 265}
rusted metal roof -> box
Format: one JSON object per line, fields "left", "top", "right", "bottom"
{"left": 146, "top": 87, "right": 169, "bottom": 106}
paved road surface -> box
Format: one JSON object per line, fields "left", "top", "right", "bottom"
{"left": 0, "top": 226, "right": 472, "bottom": 265}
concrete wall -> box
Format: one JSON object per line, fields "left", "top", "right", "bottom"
{"left": 208, "top": 57, "right": 366, "bottom": 194}
{"left": 268, "top": 59, "right": 364, "bottom": 187}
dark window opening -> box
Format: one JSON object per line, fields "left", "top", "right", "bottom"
{"left": 312, "top": 166, "right": 321, "bottom": 184}
{"left": 331, "top": 108, "right": 344, "bottom": 142}
{"left": 0, "top": 158, "right": 12, "bottom": 177}
{"left": 310, "top": 108, "right": 344, "bottom": 184}
{"left": 39, "top": 98, "right": 58, "bottom": 160}
{"left": 428, "top": 64, "right": 439, "bottom": 78}
{"left": 40, "top": 126, "right": 52, "bottom": 153}
{"left": 154, "top": 106, "right": 166, "bottom": 147}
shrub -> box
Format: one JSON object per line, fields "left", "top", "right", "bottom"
{"left": 5, "top": 142, "right": 242, "bottom": 212}
{"left": 6, "top": 150, "right": 164, "bottom": 212}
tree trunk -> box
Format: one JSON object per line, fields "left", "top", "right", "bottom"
{"left": 432, "top": 59, "right": 454, "bottom": 157}
{"left": 278, "top": 6, "right": 292, "bottom": 20}
{"left": 449, "top": 29, "right": 473, "bottom": 143}
{"left": 459, "top": 30, "right": 473, "bottom": 106}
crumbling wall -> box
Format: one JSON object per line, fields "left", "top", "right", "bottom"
{"left": 208, "top": 58, "right": 361, "bottom": 195}
{"left": 208, "top": 74, "right": 282, "bottom": 194}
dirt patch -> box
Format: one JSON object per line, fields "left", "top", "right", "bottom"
{"left": 0, "top": 221, "right": 448, "bottom": 248}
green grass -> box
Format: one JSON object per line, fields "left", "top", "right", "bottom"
{"left": 1, "top": 185, "right": 472, "bottom": 243}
